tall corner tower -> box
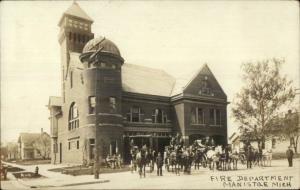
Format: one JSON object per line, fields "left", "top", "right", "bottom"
{"left": 58, "top": 2, "right": 94, "bottom": 102}
{"left": 79, "top": 36, "right": 125, "bottom": 159}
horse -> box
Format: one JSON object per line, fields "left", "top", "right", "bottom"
{"left": 136, "top": 150, "right": 147, "bottom": 178}
{"left": 181, "top": 149, "right": 192, "bottom": 174}
{"left": 146, "top": 149, "right": 155, "bottom": 173}
{"left": 130, "top": 148, "right": 138, "bottom": 173}
{"left": 262, "top": 149, "right": 272, "bottom": 167}
{"left": 206, "top": 148, "right": 219, "bottom": 171}
{"left": 228, "top": 151, "right": 239, "bottom": 170}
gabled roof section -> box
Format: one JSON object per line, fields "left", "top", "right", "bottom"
{"left": 48, "top": 96, "right": 62, "bottom": 107}
{"left": 58, "top": 2, "right": 93, "bottom": 26}
{"left": 68, "top": 53, "right": 225, "bottom": 98}
{"left": 122, "top": 64, "right": 176, "bottom": 97}
{"left": 178, "top": 64, "right": 227, "bottom": 99}
{"left": 64, "top": 1, "right": 93, "bottom": 21}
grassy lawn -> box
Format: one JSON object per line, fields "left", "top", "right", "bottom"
{"left": 272, "top": 153, "right": 300, "bottom": 160}
{"left": 48, "top": 165, "right": 131, "bottom": 176}
{"left": 7, "top": 159, "right": 51, "bottom": 165}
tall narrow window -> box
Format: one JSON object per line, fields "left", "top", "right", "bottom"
{"left": 89, "top": 139, "right": 95, "bottom": 159}
{"left": 209, "top": 109, "right": 215, "bottom": 125}
{"left": 209, "top": 109, "right": 221, "bottom": 126}
{"left": 131, "top": 107, "right": 140, "bottom": 122}
{"left": 109, "top": 97, "right": 116, "bottom": 113}
{"left": 216, "top": 109, "right": 221, "bottom": 125}
{"left": 197, "top": 108, "right": 204, "bottom": 124}
{"left": 69, "top": 102, "right": 79, "bottom": 130}
{"left": 70, "top": 71, "right": 73, "bottom": 88}
{"left": 191, "top": 108, "right": 196, "bottom": 123}
{"left": 89, "top": 96, "right": 96, "bottom": 114}
{"left": 77, "top": 140, "right": 79, "bottom": 149}
{"left": 152, "top": 109, "right": 164, "bottom": 123}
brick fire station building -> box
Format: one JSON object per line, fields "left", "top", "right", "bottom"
{"left": 48, "top": 2, "right": 228, "bottom": 164}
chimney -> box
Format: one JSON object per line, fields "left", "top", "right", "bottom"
{"left": 41, "top": 128, "right": 43, "bottom": 134}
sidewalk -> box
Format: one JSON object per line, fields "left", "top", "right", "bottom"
{"left": 2, "top": 161, "right": 109, "bottom": 188}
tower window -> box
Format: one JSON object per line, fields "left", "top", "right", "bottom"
{"left": 70, "top": 71, "right": 73, "bottom": 88}
{"left": 109, "top": 97, "right": 116, "bottom": 113}
{"left": 73, "top": 33, "right": 76, "bottom": 42}
{"left": 69, "top": 32, "right": 72, "bottom": 41}
{"left": 88, "top": 96, "right": 96, "bottom": 114}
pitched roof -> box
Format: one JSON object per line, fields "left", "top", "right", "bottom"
{"left": 58, "top": 1, "right": 93, "bottom": 26}
{"left": 122, "top": 64, "right": 176, "bottom": 97}
{"left": 69, "top": 53, "right": 225, "bottom": 98}
{"left": 64, "top": 2, "right": 93, "bottom": 21}
{"left": 18, "top": 133, "right": 41, "bottom": 147}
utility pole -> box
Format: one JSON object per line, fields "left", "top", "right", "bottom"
{"left": 93, "top": 54, "right": 100, "bottom": 179}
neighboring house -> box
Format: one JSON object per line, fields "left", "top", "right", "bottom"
{"left": 18, "top": 131, "right": 51, "bottom": 160}
{"left": 229, "top": 133, "right": 299, "bottom": 154}
{"left": 48, "top": 2, "right": 229, "bottom": 165}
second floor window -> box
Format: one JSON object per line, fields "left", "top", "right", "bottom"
{"left": 152, "top": 109, "right": 167, "bottom": 123}
{"left": 127, "top": 107, "right": 143, "bottom": 122}
{"left": 209, "top": 108, "right": 221, "bottom": 125}
{"left": 191, "top": 107, "right": 204, "bottom": 124}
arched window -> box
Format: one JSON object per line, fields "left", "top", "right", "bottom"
{"left": 69, "top": 102, "right": 79, "bottom": 130}
{"left": 152, "top": 109, "right": 166, "bottom": 123}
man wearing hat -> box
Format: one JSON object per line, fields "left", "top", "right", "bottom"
{"left": 286, "top": 146, "right": 294, "bottom": 167}
{"left": 156, "top": 152, "right": 163, "bottom": 176}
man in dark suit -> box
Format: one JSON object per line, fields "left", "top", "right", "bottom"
{"left": 286, "top": 146, "right": 294, "bottom": 167}
{"left": 246, "top": 145, "right": 253, "bottom": 169}
{"left": 156, "top": 152, "right": 163, "bottom": 176}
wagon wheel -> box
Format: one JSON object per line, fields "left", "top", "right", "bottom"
{"left": 239, "top": 154, "right": 246, "bottom": 165}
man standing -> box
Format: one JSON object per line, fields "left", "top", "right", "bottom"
{"left": 156, "top": 152, "right": 163, "bottom": 176}
{"left": 246, "top": 145, "right": 253, "bottom": 169}
{"left": 286, "top": 146, "right": 294, "bottom": 167}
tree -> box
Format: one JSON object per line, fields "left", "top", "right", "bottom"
{"left": 270, "top": 110, "right": 300, "bottom": 153}
{"left": 232, "top": 58, "right": 295, "bottom": 146}
{"left": 6, "top": 142, "right": 18, "bottom": 160}
{"left": 33, "top": 133, "right": 51, "bottom": 159}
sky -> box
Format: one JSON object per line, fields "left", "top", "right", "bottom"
{"left": 1, "top": 0, "right": 299, "bottom": 143}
